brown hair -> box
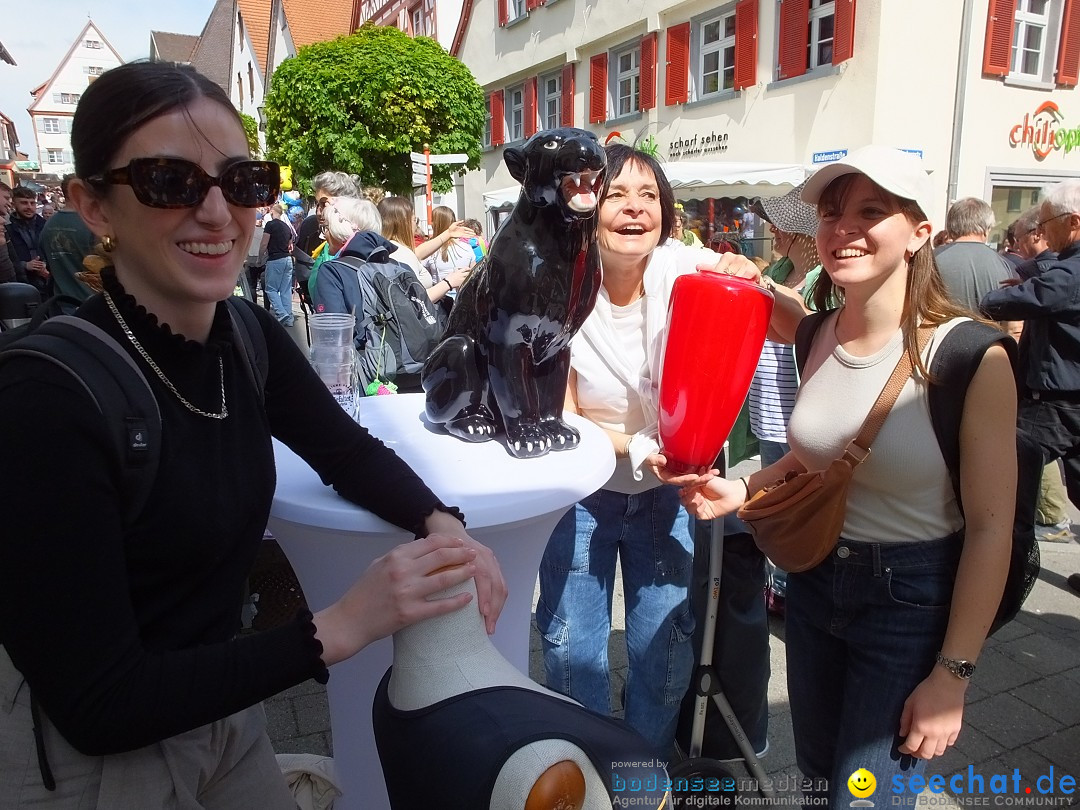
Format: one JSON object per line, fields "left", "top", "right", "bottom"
{"left": 431, "top": 205, "right": 456, "bottom": 261}
{"left": 812, "top": 173, "right": 974, "bottom": 380}
{"left": 378, "top": 196, "right": 415, "bottom": 246}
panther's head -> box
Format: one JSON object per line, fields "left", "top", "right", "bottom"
{"left": 504, "top": 128, "right": 606, "bottom": 218}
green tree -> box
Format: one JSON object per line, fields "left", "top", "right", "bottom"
{"left": 239, "top": 112, "right": 261, "bottom": 157}
{"left": 264, "top": 23, "right": 485, "bottom": 195}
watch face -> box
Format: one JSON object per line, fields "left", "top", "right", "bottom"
{"left": 956, "top": 661, "right": 976, "bottom": 679}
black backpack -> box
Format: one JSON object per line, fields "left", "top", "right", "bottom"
{"left": 0, "top": 294, "right": 269, "bottom": 527}
{"left": 795, "top": 312, "right": 1040, "bottom": 635}
{"left": 332, "top": 255, "right": 444, "bottom": 393}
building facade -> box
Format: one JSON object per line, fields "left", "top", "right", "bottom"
{"left": 27, "top": 21, "right": 124, "bottom": 178}
{"left": 455, "top": 0, "right": 1080, "bottom": 242}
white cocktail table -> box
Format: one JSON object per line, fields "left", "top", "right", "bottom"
{"left": 268, "top": 393, "right": 614, "bottom": 810}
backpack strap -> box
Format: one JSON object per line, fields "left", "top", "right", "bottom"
{"left": 225, "top": 297, "right": 269, "bottom": 402}
{"left": 794, "top": 309, "right": 834, "bottom": 377}
{"left": 926, "top": 320, "right": 1019, "bottom": 512}
{"left": 0, "top": 316, "right": 161, "bottom": 527}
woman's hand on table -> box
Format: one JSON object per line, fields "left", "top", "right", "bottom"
{"left": 314, "top": 534, "right": 480, "bottom": 666}
{"left": 424, "top": 509, "right": 507, "bottom": 635}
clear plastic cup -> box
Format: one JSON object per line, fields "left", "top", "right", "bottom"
{"left": 313, "top": 360, "right": 358, "bottom": 419}
{"left": 309, "top": 344, "right": 356, "bottom": 365}
{"left": 309, "top": 313, "right": 355, "bottom": 349}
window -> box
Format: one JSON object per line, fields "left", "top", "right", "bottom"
{"left": 983, "top": 0, "right": 1078, "bottom": 85}
{"left": 614, "top": 44, "right": 641, "bottom": 117}
{"left": 808, "top": 0, "right": 835, "bottom": 70}
{"left": 237, "top": 11, "right": 245, "bottom": 44}
{"left": 46, "top": 150, "right": 64, "bottom": 164}
{"left": 777, "top": 0, "right": 853, "bottom": 81}
{"left": 83, "top": 65, "right": 105, "bottom": 75}
{"left": 43, "top": 118, "right": 60, "bottom": 134}
{"left": 484, "top": 95, "right": 493, "bottom": 147}
{"left": 699, "top": 11, "right": 737, "bottom": 96}
{"left": 236, "top": 74, "right": 244, "bottom": 109}
{"left": 1013, "top": 0, "right": 1051, "bottom": 76}
{"left": 510, "top": 0, "right": 526, "bottom": 20}
{"left": 506, "top": 84, "right": 524, "bottom": 142}
{"left": 52, "top": 92, "right": 81, "bottom": 104}
{"left": 248, "top": 62, "right": 255, "bottom": 103}
{"left": 85, "top": 39, "right": 102, "bottom": 49}
{"left": 540, "top": 72, "right": 562, "bottom": 130}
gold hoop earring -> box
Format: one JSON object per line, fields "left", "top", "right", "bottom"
{"left": 101, "top": 234, "right": 115, "bottom": 252}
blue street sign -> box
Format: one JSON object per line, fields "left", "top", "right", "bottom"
{"left": 812, "top": 149, "right": 848, "bottom": 164}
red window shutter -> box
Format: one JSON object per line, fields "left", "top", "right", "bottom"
{"left": 733, "top": 0, "right": 758, "bottom": 90}
{"left": 491, "top": 90, "right": 505, "bottom": 146}
{"left": 777, "top": 0, "right": 809, "bottom": 80}
{"left": 665, "top": 22, "right": 691, "bottom": 105}
{"left": 1057, "top": 0, "right": 1080, "bottom": 86}
{"left": 640, "top": 32, "right": 658, "bottom": 110}
{"left": 526, "top": 0, "right": 542, "bottom": 9}
{"left": 561, "top": 62, "right": 575, "bottom": 127}
{"left": 498, "top": 0, "right": 509, "bottom": 27}
{"left": 982, "top": 0, "right": 1014, "bottom": 77}
{"left": 832, "top": 0, "right": 857, "bottom": 65}
{"left": 524, "top": 76, "right": 538, "bottom": 137}
{"left": 589, "top": 53, "right": 608, "bottom": 124}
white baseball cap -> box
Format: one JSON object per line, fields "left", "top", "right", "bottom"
{"left": 801, "top": 145, "right": 934, "bottom": 220}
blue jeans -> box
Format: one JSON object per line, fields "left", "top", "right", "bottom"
{"left": 759, "top": 439, "right": 790, "bottom": 467}
{"left": 537, "top": 486, "right": 696, "bottom": 756}
{"left": 785, "top": 535, "right": 962, "bottom": 809}
{"left": 264, "top": 257, "right": 294, "bottom": 325}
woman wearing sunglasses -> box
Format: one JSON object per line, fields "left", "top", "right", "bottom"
{"left": 0, "top": 61, "right": 505, "bottom": 807}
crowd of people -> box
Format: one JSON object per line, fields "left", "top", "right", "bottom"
{"left": 1, "top": 57, "right": 1079, "bottom": 810}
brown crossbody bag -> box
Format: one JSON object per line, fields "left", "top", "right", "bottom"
{"left": 736, "top": 326, "right": 933, "bottom": 572}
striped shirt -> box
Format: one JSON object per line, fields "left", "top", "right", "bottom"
{"left": 748, "top": 339, "right": 798, "bottom": 443}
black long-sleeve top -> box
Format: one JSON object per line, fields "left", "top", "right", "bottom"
{"left": 0, "top": 270, "right": 456, "bottom": 755}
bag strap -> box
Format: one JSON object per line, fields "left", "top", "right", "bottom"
{"left": 843, "top": 326, "right": 934, "bottom": 465}
{"left": 0, "top": 315, "right": 162, "bottom": 526}
{"left": 794, "top": 309, "right": 833, "bottom": 377}
{"left": 224, "top": 297, "right": 268, "bottom": 402}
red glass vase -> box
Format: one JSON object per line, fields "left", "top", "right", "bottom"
{"left": 658, "top": 273, "right": 774, "bottom": 474}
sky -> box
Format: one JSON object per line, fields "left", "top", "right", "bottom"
{"left": 0, "top": 0, "right": 218, "bottom": 163}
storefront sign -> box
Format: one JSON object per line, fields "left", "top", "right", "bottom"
{"left": 1009, "top": 101, "right": 1080, "bottom": 160}
{"left": 669, "top": 130, "right": 729, "bottom": 160}
{"left": 812, "top": 149, "right": 847, "bottom": 164}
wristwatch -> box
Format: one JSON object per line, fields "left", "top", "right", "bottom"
{"left": 935, "top": 652, "right": 976, "bottom": 680}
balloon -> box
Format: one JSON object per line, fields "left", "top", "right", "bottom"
{"left": 658, "top": 273, "right": 773, "bottom": 473}
{"left": 279, "top": 165, "right": 293, "bottom": 190}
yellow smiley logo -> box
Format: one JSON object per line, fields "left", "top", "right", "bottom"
{"left": 848, "top": 768, "right": 877, "bottom": 798}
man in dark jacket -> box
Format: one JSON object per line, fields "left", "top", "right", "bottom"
{"left": 981, "top": 179, "right": 1080, "bottom": 593}
{"left": 6, "top": 186, "right": 49, "bottom": 293}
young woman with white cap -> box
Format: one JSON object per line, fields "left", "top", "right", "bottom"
{"left": 656, "top": 146, "right": 1015, "bottom": 806}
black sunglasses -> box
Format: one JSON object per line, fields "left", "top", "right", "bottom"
{"left": 93, "top": 158, "right": 280, "bottom": 209}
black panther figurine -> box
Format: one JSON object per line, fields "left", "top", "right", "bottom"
{"left": 421, "top": 128, "right": 606, "bottom": 459}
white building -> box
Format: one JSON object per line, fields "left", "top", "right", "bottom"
{"left": 454, "top": 0, "right": 1080, "bottom": 244}
{"left": 27, "top": 21, "right": 124, "bottom": 178}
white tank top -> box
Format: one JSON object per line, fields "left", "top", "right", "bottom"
{"left": 787, "top": 314, "right": 967, "bottom": 543}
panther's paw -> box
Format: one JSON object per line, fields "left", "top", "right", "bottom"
{"left": 446, "top": 415, "right": 499, "bottom": 443}
{"left": 505, "top": 423, "right": 552, "bottom": 459}
{"left": 541, "top": 418, "right": 581, "bottom": 451}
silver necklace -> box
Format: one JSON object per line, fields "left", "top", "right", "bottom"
{"left": 103, "top": 290, "right": 228, "bottom": 420}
